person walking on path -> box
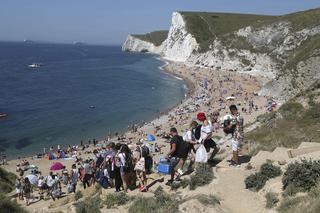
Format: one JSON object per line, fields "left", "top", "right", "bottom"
{"left": 224, "top": 105, "right": 244, "bottom": 166}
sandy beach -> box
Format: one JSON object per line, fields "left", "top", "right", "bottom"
{"left": 2, "top": 62, "right": 272, "bottom": 212}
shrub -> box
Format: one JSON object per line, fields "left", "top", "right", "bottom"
{"left": 0, "top": 193, "right": 27, "bottom": 213}
{"left": 279, "top": 102, "right": 304, "bottom": 119}
{"left": 282, "top": 184, "right": 303, "bottom": 197}
{"left": 277, "top": 196, "right": 304, "bottom": 213}
{"left": 103, "top": 192, "right": 130, "bottom": 209}
{"left": 74, "top": 191, "right": 83, "bottom": 201}
{"left": 189, "top": 164, "right": 214, "bottom": 190}
{"left": 0, "top": 168, "right": 16, "bottom": 193}
{"left": 195, "top": 194, "right": 220, "bottom": 206}
{"left": 245, "top": 172, "right": 268, "bottom": 191}
{"left": 282, "top": 159, "right": 320, "bottom": 193}
{"left": 75, "top": 195, "right": 102, "bottom": 213}
{"left": 265, "top": 192, "right": 279, "bottom": 209}
{"left": 128, "top": 186, "right": 178, "bottom": 213}
{"left": 260, "top": 162, "right": 282, "bottom": 179}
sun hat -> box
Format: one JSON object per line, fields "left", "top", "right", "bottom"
{"left": 197, "top": 112, "right": 206, "bottom": 121}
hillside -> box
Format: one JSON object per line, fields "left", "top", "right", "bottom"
{"left": 244, "top": 80, "right": 320, "bottom": 156}
{"left": 132, "top": 30, "right": 168, "bottom": 47}
{"left": 122, "top": 8, "right": 320, "bottom": 100}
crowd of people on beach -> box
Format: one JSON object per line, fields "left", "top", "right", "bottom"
{"left": 13, "top": 103, "right": 245, "bottom": 206}
{"left": 7, "top": 68, "right": 278, "bottom": 208}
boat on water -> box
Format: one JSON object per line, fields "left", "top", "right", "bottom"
{"left": 28, "top": 63, "right": 42, "bottom": 68}
{"left": 0, "top": 113, "right": 8, "bottom": 118}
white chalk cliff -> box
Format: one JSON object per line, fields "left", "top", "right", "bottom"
{"left": 122, "top": 10, "right": 320, "bottom": 99}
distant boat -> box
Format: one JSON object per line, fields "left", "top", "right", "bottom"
{"left": 28, "top": 63, "right": 42, "bottom": 68}
{"left": 89, "top": 106, "right": 95, "bottom": 109}
{"left": 0, "top": 113, "right": 8, "bottom": 118}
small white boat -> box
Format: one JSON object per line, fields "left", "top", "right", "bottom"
{"left": 28, "top": 63, "right": 42, "bottom": 68}
{"left": 0, "top": 113, "right": 8, "bottom": 118}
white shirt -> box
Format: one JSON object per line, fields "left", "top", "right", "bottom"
{"left": 118, "top": 153, "right": 126, "bottom": 166}
{"left": 183, "top": 130, "right": 194, "bottom": 142}
{"left": 200, "top": 120, "right": 214, "bottom": 141}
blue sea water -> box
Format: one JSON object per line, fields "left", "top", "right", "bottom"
{"left": 0, "top": 42, "right": 187, "bottom": 158}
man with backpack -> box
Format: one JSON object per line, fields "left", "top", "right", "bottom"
{"left": 224, "top": 105, "right": 244, "bottom": 167}
{"left": 166, "top": 127, "right": 188, "bottom": 185}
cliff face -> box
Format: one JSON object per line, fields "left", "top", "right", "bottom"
{"left": 122, "top": 9, "right": 320, "bottom": 100}
{"left": 122, "top": 35, "right": 162, "bottom": 53}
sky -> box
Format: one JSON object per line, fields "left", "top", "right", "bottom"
{"left": 0, "top": 0, "right": 319, "bottom": 45}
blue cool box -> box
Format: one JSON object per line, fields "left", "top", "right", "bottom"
{"left": 158, "top": 161, "right": 172, "bottom": 174}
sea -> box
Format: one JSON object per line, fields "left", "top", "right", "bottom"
{"left": 0, "top": 42, "right": 187, "bottom": 158}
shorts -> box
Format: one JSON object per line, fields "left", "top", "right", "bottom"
{"left": 170, "top": 157, "right": 183, "bottom": 172}
{"left": 204, "top": 139, "right": 217, "bottom": 152}
{"left": 231, "top": 138, "right": 240, "bottom": 151}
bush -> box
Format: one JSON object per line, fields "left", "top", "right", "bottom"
{"left": 0, "top": 193, "right": 27, "bottom": 213}
{"left": 0, "top": 168, "right": 16, "bottom": 193}
{"left": 282, "top": 184, "right": 303, "bottom": 197}
{"left": 282, "top": 159, "right": 320, "bottom": 193}
{"left": 103, "top": 192, "right": 130, "bottom": 209}
{"left": 74, "top": 191, "right": 83, "bottom": 201}
{"left": 245, "top": 172, "right": 268, "bottom": 191}
{"left": 128, "top": 186, "right": 178, "bottom": 213}
{"left": 278, "top": 184, "right": 320, "bottom": 213}
{"left": 195, "top": 194, "right": 220, "bottom": 206}
{"left": 75, "top": 195, "right": 102, "bottom": 213}
{"left": 265, "top": 192, "right": 279, "bottom": 209}
{"left": 277, "top": 196, "right": 304, "bottom": 213}
{"left": 279, "top": 102, "right": 304, "bottom": 119}
{"left": 260, "top": 162, "right": 282, "bottom": 178}
{"left": 189, "top": 164, "right": 214, "bottom": 190}
{"left": 245, "top": 161, "right": 282, "bottom": 191}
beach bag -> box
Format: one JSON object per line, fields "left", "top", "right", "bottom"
{"left": 195, "top": 145, "right": 207, "bottom": 163}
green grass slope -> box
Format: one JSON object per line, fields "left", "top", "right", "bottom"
{"left": 244, "top": 80, "right": 320, "bottom": 156}
{"left": 132, "top": 30, "right": 168, "bottom": 46}
{"left": 180, "top": 8, "right": 320, "bottom": 51}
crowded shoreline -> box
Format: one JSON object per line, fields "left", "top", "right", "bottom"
{"left": 1, "top": 61, "right": 275, "bottom": 212}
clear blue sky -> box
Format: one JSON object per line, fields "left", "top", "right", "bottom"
{"left": 0, "top": 0, "right": 319, "bottom": 45}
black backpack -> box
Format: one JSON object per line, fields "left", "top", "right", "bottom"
{"left": 223, "top": 119, "right": 236, "bottom": 134}
{"left": 139, "top": 145, "right": 153, "bottom": 174}
{"left": 141, "top": 145, "right": 150, "bottom": 158}
{"left": 123, "top": 152, "right": 134, "bottom": 173}
{"left": 194, "top": 125, "right": 202, "bottom": 140}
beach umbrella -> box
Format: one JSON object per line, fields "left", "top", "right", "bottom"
{"left": 50, "top": 162, "right": 64, "bottom": 171}
{"left": 147, "top": 134, "right": 155, "bottom": 141}
{"left": 26, "top": 174, "right": 38, "bottom": 185}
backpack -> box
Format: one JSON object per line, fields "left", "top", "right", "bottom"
{"left": 223, "top": 119, "right": 236, "bottom": 134}
{"left": 123, "top": 153, "right": 134, "bottom": 173}
{"left": 140, "top": 145, "right": 150, "bottom": 158}
{"left": 194, "top": 125, "right": 202, "bottom": 140}
{"left": 138, "top": 146, "right": 153, "bottom": 174}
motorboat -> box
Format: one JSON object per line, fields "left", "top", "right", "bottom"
{"left": 28, "top": 63, "right": 42, "bottom": 68}
{"left": 0, "top": 113, "right": 7, "bottom": 118}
